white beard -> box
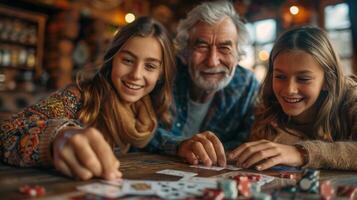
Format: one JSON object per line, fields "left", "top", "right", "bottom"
{"left": 188, "top": 65, "right": 236, "bottom": 92}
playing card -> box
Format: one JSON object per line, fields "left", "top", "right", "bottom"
{"left": 156, "top": 185, "right": 189, "bottom": 199}
{"left": 156, "top": 169, "right": 197, "bottom": 178}
{"left": 225, "top": 165, "right": 242, "bottom": 170}
{"left": 122, "top": 180, "right": 160, "bottom": 195}
{"left": 189, "top": 164, "right": 242, "bottom": 171}
{"left": 189, "top": 165, "right": 225, "bottom": 171}
{"left": 101, "top": 178, "right": 124, "bottom": 186}
{"left": 156, "top": 181, "right": 195, "bottom": 199}
{"left": 77, "top": 183, "right": 124, "bottom": 198}
{"left": 188, "top": 177, "right": 218, "bottom": 188}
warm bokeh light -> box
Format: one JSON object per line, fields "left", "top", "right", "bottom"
{"left": 125, "top": 13, "right": 135, "bottom": 23}
{"left": 258, "top": 50, "right": 270, "bottom": 61}
{"left": 290, "top": 5, "right": 299, "bottom": 15}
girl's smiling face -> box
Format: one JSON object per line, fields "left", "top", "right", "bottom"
{"left": 111, "top": 36, "right": 162, "bottom": 104}
{"left": 272, "top": 50, "right": 325, "bottom": 123}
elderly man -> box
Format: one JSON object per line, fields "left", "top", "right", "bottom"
{"left": 147, "top": 0, "right": 259, "bottom": 167}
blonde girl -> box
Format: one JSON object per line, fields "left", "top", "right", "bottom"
{"left": 228, "top": 26, "right": 357, "bottom": 170}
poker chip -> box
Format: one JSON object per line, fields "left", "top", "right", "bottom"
{"left": 237, "top": 176, "right": 251, "bottom": 198}
{"left": 252, "top": 192, "right": 272, "bottom": 200}
{"left": 298, "top": 169, "right": 320, "bottom": 193}
{"left": 19, "top": 185, "right": 46, "bottom": 197}
{"left": 298, "top": 178, "right": 313, "bottom": 191}
{"left": 218, "top": 179, "right": 238, "bottom": 199}
{"left": 248, "top": 174, "right": 262, "bottom": 182}
{"left": 233, "top": 174, "right": 262, "bottom": 182}
{"left": 282, "top": 186, "right": 298, "bottom": 193}
{"left": 337, "top": 185, "right": 357, "bottom": 199}
{"left": 320, "top": 181, "right": 335, "bottom": 200}
{"left": 302, "top": 169, "right": 320, "bottom": 179}
{"left": 280, "top": 172, "right": 297, "bottom": 180}
{"left": 250, "top": 183, "right": 261, "bottom": 194}
{"left": 203, "top": 188, "right": 225, "bottom": 200}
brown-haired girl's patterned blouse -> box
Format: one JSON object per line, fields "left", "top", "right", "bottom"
{"left": 0, "top": 87, "right": 82, "bottom": 167}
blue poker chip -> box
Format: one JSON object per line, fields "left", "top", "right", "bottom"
{"left": 218, "top": 179, "right": 238, "bottom": 199}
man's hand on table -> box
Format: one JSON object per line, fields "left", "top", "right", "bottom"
{"left": 52, "top": 127, "right": 122, "bottom": 180}
{"left": 178, "top": 131, "right": 226, "bottom": 167}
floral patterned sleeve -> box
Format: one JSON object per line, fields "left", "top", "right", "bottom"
{"left": 0, "top": 86, "right": 83, "bottom": 167}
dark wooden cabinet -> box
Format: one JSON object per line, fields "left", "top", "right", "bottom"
{"left": 0, "top": 4, "right": 46, "bottom": 92}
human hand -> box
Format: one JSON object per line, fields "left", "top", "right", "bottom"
{"left": 178, "top": 131, "right": 226, "bottom": 167}
{"left": 227, "top": 140, "right": 303, "bottom": 170}
{"left": 52, "top": 127, "right": 122, "bottom": 180}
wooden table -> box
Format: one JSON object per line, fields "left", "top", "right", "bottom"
{"left": 0, "top": 153, "right": 357, "bottom": 199}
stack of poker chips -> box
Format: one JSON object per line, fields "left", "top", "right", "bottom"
{"left": 218, "top": 179, "right": 238, "bottom": 199}
{"left": 298, "top": 169, "right": 320, "bottom": 193}
{"left": 237, "top": 176, "right": 252, "bottom": 198}
{"left": 203, "top": 188, "right": 225, "bottom": 200}
{"left": 232, "top": 175, "right": 252, "bottom": 198}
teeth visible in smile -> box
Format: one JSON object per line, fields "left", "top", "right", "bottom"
{"left": 283, "top": 97, "right": 303, "bottom": 103}
{"left": 123, "top": 81, "right": 143, "bottom": 90}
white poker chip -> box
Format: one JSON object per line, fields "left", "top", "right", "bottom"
{"left": 299, "top": 178, "right": 313, "bottom": 190}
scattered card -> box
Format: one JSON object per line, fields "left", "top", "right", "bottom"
{"left": 225, "top": 165, "right": 242, "bottom": 171}
{"left": 189, "top": 165, "right": 225, "bottom": 171}
{"left": 77, "top": 183, "right": 124, "bottom": 198}
{"left": 101, "top": 178, "right": 124, "bottom": 186}
{"left": 189, "top": 164, "right": 242, "bottom": 171}
{"left": 156, "top": 169, "right": 197, "bottom": 178}
{"left": 122, "top": 180, "right": 160, "bottom": 195}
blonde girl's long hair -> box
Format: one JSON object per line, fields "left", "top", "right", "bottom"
{"left": 75, "top": 17, "right": 175, "bottom": 146}
{"left": 252, "top": 26, "right": 357, "bottom": 141}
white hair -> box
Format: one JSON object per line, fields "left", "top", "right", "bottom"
{"left": 175, "top": 0, "right": 249, "bottom": 62}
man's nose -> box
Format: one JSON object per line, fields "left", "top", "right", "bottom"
{"left": 207, "top": 47, "right": 220, "bottom": 67}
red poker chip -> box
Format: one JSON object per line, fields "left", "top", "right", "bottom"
{"left": 203, "top": 188, "right": 224, "bottom": 200}
{"left": 19, "top": 185, "right": 46, "bottom": 197}
{"left": 233, "top": 174, "right": 261, "bottom": 182}
{"left": 337, "top": 186, "right": 357, "bottom": 199}
{"left": 247, "top": 174, "right": 261, "bottom": 182}
{"left": 320, "top": 181, "right": 334, "bottom": 200}
{"left": 19, "top": 185, "right": 31, "bottom": 193}
{"left": 238, "top": 177, "right": 251, "bottom": 198}
{"left": 280, "top": 172, "right": 297, "bottom": 180}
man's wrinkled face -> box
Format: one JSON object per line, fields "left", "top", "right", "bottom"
{"left": 187, "top": 17, "right": 239, "bottom": 92}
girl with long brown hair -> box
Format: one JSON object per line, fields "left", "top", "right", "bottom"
{"left": 228, "top": 26, "right": 357, "bottom": 170}
{"left": 0, "top": 16, "right": 176, "bottom": 180}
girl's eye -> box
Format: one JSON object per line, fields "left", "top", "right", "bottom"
{"left": 297, "top": 77, "right": 312, "bottom": 82}
{"left": 274, "top": 74, "right": 286, "bottom": 80}
{"left": 122, "top": 57, "right": 134, "bottom": 65}
{"left": 145, "top": 63, "right": 159, "bottom": 71}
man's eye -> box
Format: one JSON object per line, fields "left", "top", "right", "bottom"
{"left": 194, "top": 44, "right": 209, "bottom": 51}
{"left": 219, "top": 46, "right": 231, "bottom": 54}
